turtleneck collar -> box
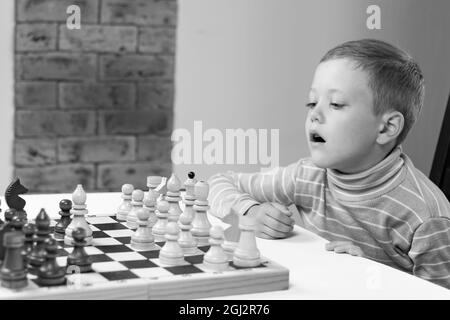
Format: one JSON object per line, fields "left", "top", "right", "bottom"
{"left": 326, "top": 146, "right": 406, "bottom": 202}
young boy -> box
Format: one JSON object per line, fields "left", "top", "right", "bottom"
{"left": 208, "top": 39, "right": 450, "bottom": 289}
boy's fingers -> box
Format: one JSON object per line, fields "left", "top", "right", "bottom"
{"left": 264, "top": 205, "right": 294, "bottom": 226}
{"left": 348, "top": 246, "right": 364, "bottom": 257}
{"left": 259, "top": 225, "right": 287, "bottom": 239}
{"left": 263, "top": 215, "right": 292, "bottom": 233}
{"left": 333, "top": 245, "right": 351, "bottom": 254}
{"left": 269, "top": 202, "right": 293, "bottom": 217}
{"left": 325, "top": 241, "right": 351, "bottom": 251}
{"left": 255, "top": 231, "right": 273, "bottom": 239}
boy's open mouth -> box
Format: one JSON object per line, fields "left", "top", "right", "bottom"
{"left": 309, "top": 132, "right": 326, "bottom": 143}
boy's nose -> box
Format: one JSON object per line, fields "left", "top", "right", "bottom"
{"left": 309, "top": 108, "right": 323, "bottom": 123}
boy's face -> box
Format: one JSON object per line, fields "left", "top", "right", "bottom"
{"left": 305, "top": 58, "right": 384, "bottom": 173}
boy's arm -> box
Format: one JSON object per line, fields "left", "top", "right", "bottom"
{"left": 408, "top": 218, "right": 450, "bottom": 289}
{"left": 207, "top": 161, "right": 302, "bottom": 238}
{"left": 208, "top": 160, "right": 301, "bottom": 219}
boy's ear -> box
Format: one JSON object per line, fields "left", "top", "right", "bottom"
{"left": 376, "top": 111, "right": 404, "bottom": 145}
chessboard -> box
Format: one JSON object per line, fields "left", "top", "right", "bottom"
{"left": 0, "top": 173, "right": 290, "bottom": 300}
{"left": 0, "top": 213, "right": 289, "bottom": 300}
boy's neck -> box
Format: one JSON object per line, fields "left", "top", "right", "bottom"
{"left": 334, "top": 143, "right": 398, "bottom": 175}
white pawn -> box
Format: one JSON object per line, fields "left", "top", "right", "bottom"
{"left": 131, "top": 208, "right": 157, "bottom": 251}
{"left": 203, "top": 226, "right": 229, "bottom": 272}
{"left": 159, "top": 221, "right": 184, "bottom": 266}
{"left": 166, "top": 174, "right": 182, "bottom": 222}
{"left": 152, "top": 199, "right": 169, "bottom": 242}
{"left": 191, "top": 181, "right": 212, "bottom": 246}
{"left": 232, "top": 215, "right": 261, "bottom": 268}
{"left": 64, "top": 185, "right": 92, "bottom": 246}
{"left": 126, "top": 189, "right": 144, "bottom": 229}
{"left": 116, "top": 184, "right": 134, "bottom": 221}
{"left": 178, "top": 213, "right": 197, "bottom": 255}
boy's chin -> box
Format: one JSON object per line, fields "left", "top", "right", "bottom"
{"left": 310, "top": 156, "right": 329, "bottom": 169}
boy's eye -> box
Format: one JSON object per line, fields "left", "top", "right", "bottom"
{"left": 305, "top": 102, "right": 316, "bottom": 108}
{"left": 330, "top": 103, "right": 345, "bottom": 109}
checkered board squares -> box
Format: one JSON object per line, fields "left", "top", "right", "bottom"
{"left": 0, "top": 214, "right": 289, "bottom": 299}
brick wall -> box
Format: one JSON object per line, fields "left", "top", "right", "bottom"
{"left": 14, "top": 0, "right": 176, "bottom": 193}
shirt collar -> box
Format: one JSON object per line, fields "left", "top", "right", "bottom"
{"left": 326, "top": 146, "right": 406, "bottom": 202}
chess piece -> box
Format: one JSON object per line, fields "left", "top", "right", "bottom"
{"left": 116, "top": 184, "right": 134, "bottom": 221}
{"left": 222, "top": 213, "right": 240, "bottom": 260}
{"left": 203, "top": 226, "right": 229, "bottom": 272}
{"left": 147, "top": 176, "right": 162, "bottom": 195}
{"left": 64, "top": 185, "right": 92, "bottom": 246}
{"left": 152, "top": 199, "right": 169, "bottom": 242}
{"left": 0, "top": 232, "right": 28, "bottom": 289}
{"left": 166, "top": 174, "right": 182, "bottom": 222}
{"left": 10, "top": 215, "right": 26, "bottom": 234}
{"left": 159, "top": 222, "right": 185, "bottom": 266}
{"left": 126, "top": 189, "right": 144, "bottom": 229}
{"left": 21, "top": 223, "right": 35, "bottom": 265}
{"left": 0, "top": 209, "right": 16, "bottom": 262}
{"left": 4, "top": 178, "right": 28, "bottom": 222}
{"left": 4, "top": 209, "right": 16, "bottom": 223}
{"left": 66, "top": 228, "right": 92, "bottom": 273}
{"left": 28, "top": 209, "right": 51, "bottom": 275}
{"left": 181, "top": 171, "right": 197, "bottom": 224}
{"left": 178, "top": 210, "right": 197, "bottom": 255}
{"left": 191, "top": 181, "right": 212, "bottom": 246}
{"left": 36, "top": 238, "right": 66, "bottom": 286}
{"left": 54, "top": 199, "right": 72, "bottom": 240}
{"left": 131, "top": 207, "right": 157, "bottom": 251}
{"left": 233, "top": 215, "right": 261, "bottom": 268}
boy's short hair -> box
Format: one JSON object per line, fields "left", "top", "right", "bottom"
{"left": 320, "top": 39, "right": 425, "bottom": 145}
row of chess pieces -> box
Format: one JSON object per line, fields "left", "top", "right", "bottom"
{"left": 115, "top": 172, "right": 262, "bottom": 269}
{"left": 0, "top": 200, "right": 93, "bottom": 290}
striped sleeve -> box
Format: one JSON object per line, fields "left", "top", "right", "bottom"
{"left": 408, "top": 218, "right": 450, "bottom": 289}
{"left": 207, "top": 161, "right": 302, "bottom": 219}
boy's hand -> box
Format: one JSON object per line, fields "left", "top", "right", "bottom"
{"left": 246, "top": 203, "right": 295, "bottom": 239}
{"left": 325, "top": 241, "right": 364, "bottom": 257}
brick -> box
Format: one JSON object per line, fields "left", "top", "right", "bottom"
{"left": 14, "top": 139, "right": 56, "bottom": 166}
{"left": 58, "top": 136, "right": 136, "bottom": 163}
{"left": 15, "top": 164, "right": 95, "bottom": 193}
{"left": 101, "top": 0, "right": 176, "bottom": 26}
{"left": 16, "top": 110, "right": 96, "bottom": 137}
{"left": 17, "top": 0, "right": 98, "bottom": 23}
{"left": 100, "top": 54, "right": 173, "bottom": 81}
{"left": 97, "top": 161, "right": 172, "bottom": 191}
{"left": 15, "top": 81, "right": 57, "bottom": 108}
{"left": 138, "top": 82, "right": 173, "bottom": 109}
{"left": 137, "top": 135, "right": 172, "bottom": 162}
{"left": 17, "top": 53, "right": 96, "bottom": 80}
{"left": 16, "top": 23, "right": 57, "bottom": 51}
{"left": 139, "top": 26, "right": 175, "bottom": 54}
{"left": 59, "top": 25, "right": 137, "bottom": 52}
{"left": 59, "top": 83, "right": 136, "bottom": 109}
{"left": 99, "top": 109, "right": 172, "bottom": 135}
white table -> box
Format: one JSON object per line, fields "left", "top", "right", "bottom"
{"left": 1, "top": 192, "right": 449, "bottom": 300}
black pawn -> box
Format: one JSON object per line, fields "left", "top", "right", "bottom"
{"left": 0, "top": 231, "right": 28, "bottom": 289}
{"left": 67, "top": 228, "right": 92, "bottom": 273}
{"left": 21, "top": 223, "right": 36, "bottom": 265}
{"left": 10, "top": 216, "right": 25, "bottom": 234}
{"left": 36, "top": 238, "right": 66, "bottom": 286}
{"left": 0, "top": 209, "right": 16, "bottom": 263}
{"left": 54, "top": 199, "right": 72, "bottom": 240}
{"left": 28, "top": 209, "right": 51, "bottom": 275}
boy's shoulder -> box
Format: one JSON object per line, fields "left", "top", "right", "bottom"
{"left": 399, "top": 153, "right": 450, "bottom": 220}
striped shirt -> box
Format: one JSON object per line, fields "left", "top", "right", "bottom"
{"left": 208, "top": 146, "right": 450, "bottom": 289}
